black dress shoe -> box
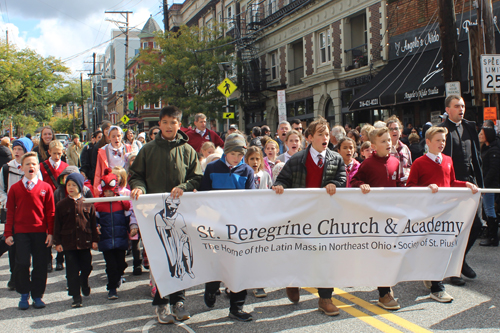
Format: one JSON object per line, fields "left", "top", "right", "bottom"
{"left": 47, "top": 263, "right": 53, "bottom": 272}
{"left": 449, "top": 276, "right": 466, "bottom": 286}
{"left": 204, "top": 292, "right": 216, "bottom": 308}
{"left": 55, "top": 263, "right": 64, "bottom": 271}
{"left": 462, "top": 262, "right": 477, "bottom": 279}
{"left": 229, "top": 310, "right": 253, "bottom": 321}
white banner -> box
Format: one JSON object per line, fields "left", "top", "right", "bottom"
{"left": 132, "top": 188, "right": 480, "bottom": 297}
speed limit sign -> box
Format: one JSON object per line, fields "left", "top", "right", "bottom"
{"left": 481, "top": 55, "right": 500, "bottom": 93}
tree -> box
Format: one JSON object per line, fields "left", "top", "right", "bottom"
{"left": 49, "top": 115, "right": 82, "bottom": 135}
{"left": 136, "top": 24, "right": 234, "bottom": 121}
{"left": 13, "top": 114, "right": 38, "bottom": 137}
{"left": 0, "top": 41, "right": 69, "bottom": 114}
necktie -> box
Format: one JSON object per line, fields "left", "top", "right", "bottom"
{"left": 26, "top": 180, "right": 34, "bottom": 191}
{"left": 435, "top": 156, "right": 441, "bottom": 164}
{"left": 113, "top": 149, "right": 121, "bottom": 157}
{"left": 317, "top": 154, "right": 324, "bottom": 168}
{"left": 346, "top": 164, "right": 351, "bottom": 173}
{"left": 229, "top": 165, "right": 233, "bottom": 170}
{"left": 17, "top": 165, "right": 21, "bottom": 170}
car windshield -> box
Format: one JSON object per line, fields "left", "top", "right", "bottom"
{"left": 55, "top": 134, "right": 68, "bottom": 140}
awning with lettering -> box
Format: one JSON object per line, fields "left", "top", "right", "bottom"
{"left": 348, "top": 43, "right": 469, "bottom": 111}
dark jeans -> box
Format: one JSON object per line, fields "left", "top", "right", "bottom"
{"left": 152, "top": 288, "right": 186, "bottom": 306}
{"left": 14, "top": 233, "right": 48, "bottom": 298}
{"left": 0, "top": 235, "right": 9, "bottom": 256}
{"left": 131, "top": 239, "right": 142, "bottom": 268}
{"left": 378, "top": 287, "right": 391, "bottom": 298}
{"left": 9, "top": 242, "right": 16, "bottom": 285}
{"left": 102, "top": 249, "right": 127, "bottom": 291}
{"left": 65, "top": 249, "right": 92, "bottom": 297}
{"left": 465, "top": 211, "right": 482, "bottom": 257}
{"left": 317, "top": 288, "right": 333, "bottom": 299}
{"left": 206, "top": 281, "right": 247, "bottom": 312}
{"left": 431, "top": 281, "right": 445, "bottom": 293}
{"left": 47, "top": 247, "right": 64, "bottom": 265}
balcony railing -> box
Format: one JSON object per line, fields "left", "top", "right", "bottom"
{"left": 288, "top": 66, "right": 304, "bottom": 86}
{"left": 344, "top": 44, "right": 368, "bottom": 71}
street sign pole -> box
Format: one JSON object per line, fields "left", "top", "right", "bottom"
{"left": 225, "top": 71, "right": 229, "bottom": 131}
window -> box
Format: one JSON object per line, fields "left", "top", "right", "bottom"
{"left": 319, "top": 30, "right": 331, "bottom": 64}
{"left": 142, "top": 42, "right": 148, "bottom": 49}
{"left": 227, "top": 6, "right": 233, "bottom": 29}
{"left": 270, "top": 52, "right": 278, "bottom": 80}
{"left": 143, "top": 103, "right": 151, "bottom": 110}
{"left": 154, "top": 99, "right": 161, "bottom": 109}
{"left": 153, "top": 42, "right": 158, "bottom": 49}
{"left": 268, "top": 0, "right": 276, "bottom": 16}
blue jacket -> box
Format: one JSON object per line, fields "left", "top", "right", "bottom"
{"left": 200, "top": 155, "right": 255, "bottom": 191}
{"left": 94, "top": 201, "right": 130, "bottom": 251}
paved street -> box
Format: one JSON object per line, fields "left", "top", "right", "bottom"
{"left": 1, "top": 225, "right": 499, "bottom": 333}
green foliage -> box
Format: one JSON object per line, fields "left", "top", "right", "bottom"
{"left": 53, "top": 78, "right": 91, "bottom": 106}
{"left": 49, "top": 115, "right": 82, "bottom": 135}
{"left": 0, "top": 41, "right": 69, "bottom": 115}
{"left": 13, "top": 114, "right": 38, "bottom": 136}
{"left": 136, "top": 24, "right": 234, "bottom": 122}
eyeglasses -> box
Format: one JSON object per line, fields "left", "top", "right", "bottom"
{"left": 389, "top": 127, "right": 400, "bottom": 132}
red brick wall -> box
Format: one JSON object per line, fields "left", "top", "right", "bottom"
{"left": 387, "top": 0, "right": 500, "bottom": 37}
{"left": 304, "top": 33, "right": 314, "bottom": 75}
{"left": 369, "top": 2, "right": 382, "bottom": 61}
{"left": 280, "top": 46, "right": 287, "bottom": 85}
{"left": 332, "top": 20, "right": 342, "bottom": 69}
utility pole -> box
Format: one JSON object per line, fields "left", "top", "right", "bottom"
{"left": 80, "top": 73, "right": 86, "bottom": 131}
{"left": 5, "top": 30, "right": 8, "bottom": 46}
{"left": 163, "top": 0, "right": 169, "bottom": 32}
{"left": 436, "top": 0, "right": 461, "bottom": 83}
{"left": 477, "top": 0, "right": 499, "bottom": 115}
{"left": 105, "top": 11, "right": 132, "bottom": 117}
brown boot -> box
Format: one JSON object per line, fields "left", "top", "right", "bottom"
{"left": 318, "top": 298, "right": 340, "bottom": 316}
{"left": 286, "top": 287, "right": 300, "bottom": 303}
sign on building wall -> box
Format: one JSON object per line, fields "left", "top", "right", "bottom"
{"left": 277, "top": 90, "right": 287, "bottom": 123}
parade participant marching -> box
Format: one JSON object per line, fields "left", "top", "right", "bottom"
{"left": 273, "top": 117, "right": 346, "bottom": 316}
{"left": 129, "top": 105, "right": 202, "bottom": 325}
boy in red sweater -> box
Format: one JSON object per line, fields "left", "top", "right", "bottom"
{"left": 406, "top": 126, "right": 478, "bottom": 303}
{"left": 350, "top": 127, "right": 403, "bottom": 310}
{"left": 4, "top": 152, "right": 55, "bottom": 310}
{"left": 40, "top": 140, "right": 69, "bottom": 191}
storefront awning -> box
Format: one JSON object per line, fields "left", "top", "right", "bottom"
{"left": 349, "top": 42, "right": 470, "bottom": 111}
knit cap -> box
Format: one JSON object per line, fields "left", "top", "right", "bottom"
{"left": 224, "top": 133, "right": 247, "bottom": 155}
{"left": 72, "top": 134, "right": 80, "bottom": 140}
{"left": 12, "top": 137, "right": 33, "bottom": 153}
{"left": 66, "top": 173, "right": 85, "bottom": 194}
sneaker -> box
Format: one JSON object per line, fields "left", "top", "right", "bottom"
{"left": 18, "top": 293, "right": 29, "bottom": 310}
{"left": 151, "top": 286, "right": 157, "bottom": 298}
{"left": 7, "top": 279, "right": 15, "bottom": 291}
{"left": 156, "top": 304, "right": 175, "bottom": 324}
{"left": 107, "top": 289, "right": 118, "bottom": 300}
{"left": 55, "top": 263, "right": 64, "bottom": 271}
{"left": 173, "top": 301, "right": 190, "bottom": 321}
{"left": 462, "top": 262, "right": 477, "bottom": 279}
{"left": 318, "top": 298, "right": 340, "bottom": 316}
{"left": 32, "top": 297, "right": 46, "bottom": 309}
{"left": 47, "top": 263, "right": 53, "bottom": 273}
{"left": 204, "top": 291, "right": 216, "bottom": 308}
{"left": 133, "top": 266, "right": 142, "bottom": 276}
{"left": 286, "top": 287, "right": 300, "bottom": 303}
{"left": 423, "top": 281, "right": 432, "bottom": 289}
{"left": 253, "top": 288, "right": 267, "bottom": 298}
{"left": 72, "top": 296, "right": 82, "bottom": 308}
{"left": 449, "top": 276, "right": 466, "bottom": 286}
{"left": 82, "top": 286, "right": 91, "bottom": 297}
{"left": 377, "top": 293, "right": 400, "bottom": 310}
{"left": 229, "top": 309, "right": 253, "bottom": 321}
{"left": 430, "top": 291, "right": 454, "bottom": 303}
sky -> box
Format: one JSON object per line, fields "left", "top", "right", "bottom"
{"left": 0, "top": 0, "right": 180, "bottom": 78}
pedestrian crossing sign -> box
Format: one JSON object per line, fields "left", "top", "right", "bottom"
{"left": 218, "top": 78, "right": 238, "bottom": 98}
{"left": 223, "top": 112, "right": 235, "bottom": 119}
{"left": 121, "top": 115, "right": 130, "bottom": 124}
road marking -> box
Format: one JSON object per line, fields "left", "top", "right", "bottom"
{"left": 142, "top": 318, "right": 196, "bottom": 333}
{"left": 176, "top": 322, "right": 196, "bottom": 333}
{"left": 335, "top": 288, "right": 433, "bottom": 333}
{"left": 303, "top": 288, "right": 404, "bottom": 333}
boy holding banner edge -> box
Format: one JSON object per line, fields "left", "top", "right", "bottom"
{"left": 350, "top": 126, "right": 403, "bottom": 310}
{"left": 406, "top": 126, "right": 478, "bottom": 303}
{"left": 129, "top": 106, "right": 203, "bottom": 325}
{"left": 273, "top": 117, "right": 346, "bottom": 316}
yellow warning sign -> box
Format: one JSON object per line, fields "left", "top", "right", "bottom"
{"left": 217, "top": 78, "right": 238, "bottom": 98}
{"left": 223, "top": 112, "right": 235, "bottom": 119}
{"left": 121, "top": 115, "right": 130, "bottom": 124}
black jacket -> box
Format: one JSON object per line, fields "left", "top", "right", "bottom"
{"left": 438, "top": 118, "right": 484, "bottom": 188}
{"left": 0, "top": 145, "right": 12, "bottom": 169}
{"left": 481, "top": 139, "right": 500, "bottom": 188}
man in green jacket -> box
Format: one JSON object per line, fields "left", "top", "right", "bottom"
{"left": 129, "top": 105, "right": 202, "bottom": 325}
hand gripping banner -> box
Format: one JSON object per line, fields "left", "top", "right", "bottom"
{"left": 130, "top": 188, "right": 480, "bottom": 297}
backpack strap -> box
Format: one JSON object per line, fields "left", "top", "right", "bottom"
{"left": 42, "top": 161, "right": 58, "bottom": 187}
{"left": 2, "top": 165, "right": 9, "bottom": 192}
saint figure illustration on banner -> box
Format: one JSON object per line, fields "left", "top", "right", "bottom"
{"left": 154, "top": 195, "right": 195, "bottom": 280}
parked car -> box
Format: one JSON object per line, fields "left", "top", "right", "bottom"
{"left": 55, "top": 133, "right": 70, "bottom": 148}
